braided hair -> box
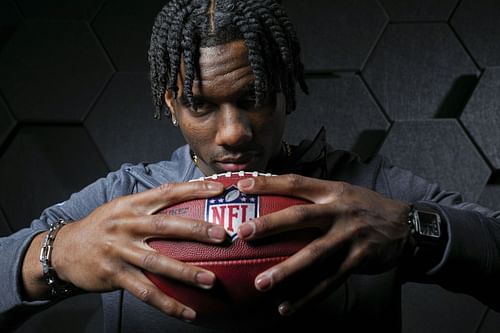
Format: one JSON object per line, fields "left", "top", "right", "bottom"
{"left": 148, "top": 0, "right": 308, "bottom": 119}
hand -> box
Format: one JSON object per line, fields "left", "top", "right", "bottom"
{"left": 236, "top": 174, "right": 411, "bottom": 316}
{"left": 46, "top": 181, "right": 226, "bottom": 321}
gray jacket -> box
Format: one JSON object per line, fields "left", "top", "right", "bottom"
{"left": 1, "top": 134, "right": 500, "bottom": 332}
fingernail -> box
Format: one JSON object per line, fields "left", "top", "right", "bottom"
{"left": 196, "top": 271, "right": 215, "bottom": 289}
{"left": 238, "top": 222, "right": 255, "bottom": 239}
{"left": 208, "top": 226, "right": 226, "bottom": 241}
{"left": 278, "top": 301, "right": 294, "bottom": 316}
{"left": 255, "top": 272, "right": 273, "bottom": 291}
{"left": 181, "top": 307, "right": 196, "bottom": 322}
{"left": 237, "top": 178, "right": 254, "bottom": 190}
{"left": 207, "top": 181, "right": 223, "bottom": 191}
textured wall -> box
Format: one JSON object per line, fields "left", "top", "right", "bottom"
{"left": 1, "top": 0, "right": 499, "bottom": 332}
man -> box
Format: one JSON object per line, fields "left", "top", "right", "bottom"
{"left": 1, "top": 0, "right": 499, "bottom": 332}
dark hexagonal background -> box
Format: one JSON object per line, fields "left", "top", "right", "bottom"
{"left": 0, "top": 0, "right": 22, "bottom": 52}
{"left": 84, "top": 72, "right": 185, "bottom": 170}
{"left": 0, "top": 94, "right": 16, "bottom": 149}
{"left": 379, "top": 0, "right": 459, "bottom": 21}
{"left": 0, "top": 126, "right": 108, "bottom": 231}
{"left": 452, "top": 0, "right": 500, "bottom": 68}
{"left": 285, "top": 75, "right": 389, "bottom": 160}
{"left": 283, "top": 0, "right": 388, "bottom": 71}
{"left": 460, "top": 68, "right": 500, "bottom": 170}
{"left": 378, "top": 120, "right": 490, "bottom": 202}
{"left": 0, "top": 21, "right": 114, "bottom": 122}
{"left": 1, "top": 1, "right": 500, "bottom": 333}
{"left": 363, "top": 23, "right": 478, "bottom": 120}
{"left": 16, "top": 0, "right": 103, "bottom": 20}
{"left": 0, "top": 207, "right": 12, "bottom": 237}
{"left": 92, "top": 0, "right": 167, "bottom": 72}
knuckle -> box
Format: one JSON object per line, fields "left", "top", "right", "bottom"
{"left": 305, "top": 242, "right": 328, "bottom": 261}
{"left": 161, "top": 299, "right": 183, "bottom": 317}
{"left": 137, "top": 287, "right": 154, "bottom": 303}
{"left": 285, "top": 174, "right": 304, "bottom": 190}
{"left": 158, "top": 182, "right": 174, "bottom": 196}
{"left": 189, "top": 220, "right": 206, "bottom": 237}
{"left": 151, "top": 214, "right": 167, "bottom": 234}
{"left": 142, "top": 252, "right": 159, "bottom": 270}
{"left": 291, "top": 204, "right": 311, "bottom": 221}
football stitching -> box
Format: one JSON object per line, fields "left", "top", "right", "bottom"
{"left": 189, "top": 256, "right": 288, "bottom": 266}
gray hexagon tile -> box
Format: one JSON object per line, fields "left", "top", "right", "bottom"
{"left": 283, "top": 0, "right": 388, "bottom": 71}
{"left": 460, "top": 68, "right": 500, "bottom": 170}
{"left": 0, "top": 126, "right": 109, "bottom": 231}
{"left": 285, "top": 75, "right": 389, "bottom": 161}
{"left": 0, "top": 207, "right": 12, "bottom": 237}
{"left": 16, "top": 0, "right": 103, "bottom": 20}
{"left": 379, "top": 120, "right": 490, "bottom": 202}
{"left": 378, "top": 0, "right": 459, "bottom": 21}
{"left": 0, "top": 0, "right": 22, "bottom": 52}
{"left": 363, "top": 23, "right": 478, "bottom": 120}
{"left": 84, "top": 72, "right": 186, "bottom": 170}
{"left": 0, "top": 94, "right": 16, "bottom": 148}
{"left": 0, "top": 21, "right": 114, "bottom": 122}
{"left": 92, "top": 0, "right": 167, "bottom": 72}
{"left": 452, "top": 0, "right": 500, "bottom": 68}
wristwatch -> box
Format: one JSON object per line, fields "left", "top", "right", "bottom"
{"left": 407, "top": 204, "right": 448, "bottom": 272}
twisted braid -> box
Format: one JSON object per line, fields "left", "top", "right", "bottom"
{"left": 148, "top": 0, "right": 307, "bottom": 118}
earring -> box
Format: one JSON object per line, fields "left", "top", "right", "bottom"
{"left": 172, "top": 116, "right": 178, "bottom": 127}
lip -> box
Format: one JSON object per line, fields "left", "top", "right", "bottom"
{"left": 215, "top": 154, "right": 255, "bottom": 172}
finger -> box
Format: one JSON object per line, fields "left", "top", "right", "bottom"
{"left": 254, "top": 232, "right": 348, "bottom": 292}
{"left": 134, "top": 214, "right": 227, "bottom": 243}
{"left": 119, "top": 245, "right": 216, "bottom": 290}
{"left": 118, "top": 268, "right": 197, "bottom": 321}
{"left": 237, "top": 174, "right": 346, "bottom": 204}
{"left": 237, "top": 203, "right": 343, "bottom": 240}
{"left": 126, "top": 180, "right": 224, "bottom": 215}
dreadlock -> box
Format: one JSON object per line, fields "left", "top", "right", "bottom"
{"left": 148, "top": 0, "right": 308, "bottom": 119}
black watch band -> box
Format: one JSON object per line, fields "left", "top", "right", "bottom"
{"left": 407, "top": 203, "right": 448, "bottom": 273}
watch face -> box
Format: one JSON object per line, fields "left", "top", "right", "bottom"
{"left": 415, "top": 210, "right": 441, "bottom": 238}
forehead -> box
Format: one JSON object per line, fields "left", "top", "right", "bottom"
{"left": 189, "top": 40, "right": 254, "bottom": 96}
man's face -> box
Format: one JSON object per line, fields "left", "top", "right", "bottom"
{"left": 165, "top": 40, "right": 287, "bottom": 176}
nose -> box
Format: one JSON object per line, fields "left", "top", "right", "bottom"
{"left": 214, "top": 104, "right": 252, "bottom": 147}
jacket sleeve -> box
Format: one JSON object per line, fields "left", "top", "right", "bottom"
{"left": 0, "top": 167, "right": 137, "bottom": 329}
{"left": 377, "top": 158, "right": 500, "bottom": 312}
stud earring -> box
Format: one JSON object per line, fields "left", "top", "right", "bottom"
{"left": 172, "top": 117, "right": 178, "bottom": 127}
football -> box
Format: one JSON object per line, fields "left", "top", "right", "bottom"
{"left": 145, "top": 171, "right": 319, "bottom": 325}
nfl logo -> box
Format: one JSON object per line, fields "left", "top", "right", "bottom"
{"left": 205, "top": 185, "right": 259, "bottom": 240}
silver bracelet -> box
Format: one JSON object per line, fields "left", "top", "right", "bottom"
{"left": 39, "top": 219, "right": 75, "bottom": 297}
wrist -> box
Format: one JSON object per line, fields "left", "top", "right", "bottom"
{"left": 405, "top": 203, "right": 448, "bottom": 274}
{"left": 39, "top": 220, "right": 77, "bottom": 298}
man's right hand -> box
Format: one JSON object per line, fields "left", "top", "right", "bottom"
{"left": 22, "top": 180, "right": 226, "bottom": 322}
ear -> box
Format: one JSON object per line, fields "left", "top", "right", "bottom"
{"left": 164, "top": 89, "right": 175, "bottom": 111}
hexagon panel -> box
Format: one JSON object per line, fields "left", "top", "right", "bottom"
{"left": 363, "top": 24, "right": 478, "bottom": 120}
{"left": 0, "top": 21, "right": 114, "bottom": 122}
{"left": 84, "top": 72, "right": 186, "bottom": 170}
{"left": 379, "top": 0, "right": 459, "bottom": 21}
{"left": 0, "top": 126, "right": 109, "bottom": 231}
{"left": 460, "top": 68, "right": 500, "bottom": 170}
{"left": 92, "top": 0, "right": 167, "bottom": 72}
{"left": 283, "top": 0, "right": 388, "bottom": 71}
{"left": 0, "top": 94, "right": 16, "bottom": 148}
{"left": 452, "top": 0, "right": 500, "bottom": 68}
{"left": 379, "top": 120, "right": 490, "bottom": 202}
{"left": 0, "top": 207, "right": 12, "bottom": 237}
{"left": 0, "top": 0, "right": 22, "bottom": 52}
{"left": 285, "top": 75, "right": 389, "bottom": 161}
{"left": 16, "top": 0, "right": 103, "bottom": 20}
